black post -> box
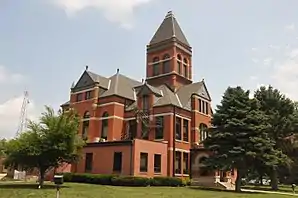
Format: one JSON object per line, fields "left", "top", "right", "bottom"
{"left": 172, "top": 106, "right": 176, "bottom": 177}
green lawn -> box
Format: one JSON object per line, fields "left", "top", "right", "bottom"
{"left": 0, "top": 182, "right": 294, "bottom": 198}
{"left": 243, "top": 185, "right": 294, "bottom": 193}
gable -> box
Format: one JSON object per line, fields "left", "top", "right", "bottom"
{"left": 198, "top": 82, "right": 211, "bottom": 101}
{"left": 73, "top": 71, "right": 95, "bottom": 92}
{"left": 137, "top": 85, "right": 152, "bottom": 97}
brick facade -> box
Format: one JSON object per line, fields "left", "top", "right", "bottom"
{"left": 59, "top": 11, "right": 234, "bottom": 185}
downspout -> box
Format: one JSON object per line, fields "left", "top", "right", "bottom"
{"left": 172, "top": 105, "right": 176, "bottom": 177}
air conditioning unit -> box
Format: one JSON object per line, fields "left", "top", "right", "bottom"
{"left": 94, "top": 137, "right": 100, "bottom": 142}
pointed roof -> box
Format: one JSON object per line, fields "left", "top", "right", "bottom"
{"left": 100, "top": 71, "right": 142, "bottom": 100}
{"left": 149, "top": 11, "right": 190, "bottom": 46}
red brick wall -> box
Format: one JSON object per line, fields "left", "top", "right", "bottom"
{"left": 76, "top": 144, "right": 132, "bottom": 175}
{"left": 133, "top": 139, "right": 168, "bottom": 177}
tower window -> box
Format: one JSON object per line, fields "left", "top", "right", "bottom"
{"left": 162, "top": 54, "right": 171, "bottom": 73}
{"left": 177, "top": 54, "right": 182, "bottom": 75}
{"left": 152, "top": 57, "right": 160, "bottom": 76}
{"left": 183, "top": 58, "right": 188, "bottom": 78}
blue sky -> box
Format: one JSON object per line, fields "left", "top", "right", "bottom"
{"left": 1, "top": 0, "right": 298, "bottom": 138}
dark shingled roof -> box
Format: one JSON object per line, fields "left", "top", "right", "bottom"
{"left": 64, "top": 69, "right": 211, "bottom": 111}
{"left": 149, "top": 11, "right": 190, "bottom": 47}
{"left": 100, "top": 72, "right": 142, "bottom": 100}
{"left": 86, "top": 71, "right": 110, "bottom": 89}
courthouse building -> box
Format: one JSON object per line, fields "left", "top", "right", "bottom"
{"left": 61, "top": 11, "right": 235, "bottom": 187}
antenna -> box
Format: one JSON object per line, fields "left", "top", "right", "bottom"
{"left": 16, "top": 91, "right": 30, "bottom": 136}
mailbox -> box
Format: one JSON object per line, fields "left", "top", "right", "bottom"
{"left": 53, "top": 175, "right": 64, "bottom": 186}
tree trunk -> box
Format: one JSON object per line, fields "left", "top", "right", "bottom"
{"left": 38, "top": 167, "right": 46, "bottom": 189}
{"left": 270, "top": 168, "right": 278, "bottom": 190}
{"left": 235, "top": 169, "right": 243, "bottom": 192}
{"left": 259, "top": 175, "right": 263, "bottom": 186}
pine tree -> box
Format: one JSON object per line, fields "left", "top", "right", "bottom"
{"left": 204, "top": 86, "right": 282, "bottom": 192}
{"left": 254, "top": 86, "right": 296, "bottom": 190}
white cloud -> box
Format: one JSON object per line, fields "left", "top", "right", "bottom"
{"left": 263, "top": 57, "right": 273, "bottom": 66}
{"left": 288, "top": 49, "right": 298, "bottom": 58}
{"left": 269, "top": 44, "right": 280, "bottom": 50}
{"left": 50, "top": 0, "right": 156, "bottom": 29}
{"left": 285, "top": 23, "right": 295, "bottom": 31}
{"left": 249, "top": 76, "right": 257, "bottom": 81}
{"left": 251, "top": 47, "right": 258, "bottom": 51}
{"left": 271, "top": 49, "right": 298, "bottom": 100}
{"left": 252, "top": 58, "right": 259, "bottom": 63}
{"left": 0, "top": 65, "right": 25, "bottom": 84}
{"left": 0, "top": 96, "right": 40, "bottom": 139}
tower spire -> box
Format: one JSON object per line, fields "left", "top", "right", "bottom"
{"left": 149, "top": 11, "right": 190, "bottom": 47}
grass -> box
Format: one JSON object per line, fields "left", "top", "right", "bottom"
{"left": 0, "top": 182, "right": 295, "bottom": 198}
{"left": 243, "top": 185, "right": 294, "bottom": 193}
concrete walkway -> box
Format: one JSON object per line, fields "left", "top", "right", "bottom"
{"left": 242, "top": 188, "right": 298, "bottom": 196}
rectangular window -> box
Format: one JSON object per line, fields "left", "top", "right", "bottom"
{"left": 198, "top": 99, "right": 202, "bottom": 112}
{"left": 154, "top": 154, "right": 162, "bottom": 173}
{"left": 153, "top": 64, "right": 159, "bottom": 76}
{"left": 183, "top": 153, "right": 189, "bottom": 174}
{"left": 142, "top": 95, "right": 149, "bottom": 111}
{"left": 140, "top": 153, "right": 148, "bottom": 172}
{"left": 163, "top": 61, "right": 171, "bottom": 73}
{"left": 183, "top": 119, "right": 189, "bottom": 142}
{"left": 85, "top": 153, "right": 93, "bottom": 172}
{"left": 76, "top": 93, "right": 83, "bottom": 102}
{"left": 205, "top": 102, "right": 209, "bottom": 115}
{"left": 177, "top": 61, "right": 181, "bottom": 74}
{"left": 85, "top": 91, "right": 92, "bottom": 100}
{"left": 113, "top": 152, "right": 122, "bottom": 172}
{"left": 82, "top": 121, "right": 89, "bottom": 139}
{"left": 184, "top": 65, "right": 188, "bottom": 78}
{"left": 175, "top": 151, "right": 182, "bottom": 174}
{"left": 175, "top": 117, "right": 181, "bottom": 140}
{"left": 202, "top": 101, "right": 206, "bottom": 114}
{"left": 128, "top": 120, "right": 137, "bottom": 139}
{"left": 155, "top": 116, "right": 164, "bottom": 139}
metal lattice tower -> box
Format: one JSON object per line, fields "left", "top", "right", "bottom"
{"left": 16, "top": 91, "right": 30, "bottom": 136}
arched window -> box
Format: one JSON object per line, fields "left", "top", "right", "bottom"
{"left": 199, "top": 123, "right": 208, "bottom": 142}
{"left": 84, "top": 111, "right": 90, "bottom": 118}
{"left": 177, "top": 54, "right": 182, "bottom": 74}
{"left": 183, "top": 58, "right": 188, "bottom": 78}
{"left": 162, "top": 54, "right": 171, "bottom": 74}
{"left": 199, "top": 156, "right": 207, "bottom": 164}
{"left": 152, "top": 57, "right": 160, "bottom": 76}
{"left": 82, "top": 111, "right": 90, "bottom": 140}
{"left": 101, "top": 112, "right": 109, "bottom": 139}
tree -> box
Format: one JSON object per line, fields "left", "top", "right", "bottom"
{"left": 4, "top": 106, "right": 85, "bottom": 188}
{"left": 204, "top": 86, "right": 282, "bottom": 192}
{"left": 254, "top": 86, "right": 296, "bottom": 190}
{"left": 0, "top": 139, "right": 6, "bottom": 158}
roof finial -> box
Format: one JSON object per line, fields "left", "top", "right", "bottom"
{"left": 117, "top": 68, "right": 119, "bottom": 73}
{"left": 166, "top": 10, "right": 174, "bottom": 18}
{"left": 85, "top": 65, "right": 89, "bottom": 70}
{"left": 202, "top": 78, "right": 205, "bottom": 82}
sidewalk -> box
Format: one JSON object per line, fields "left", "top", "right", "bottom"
{"left": 242, "top": 188, "right": 298, "bottom": 196}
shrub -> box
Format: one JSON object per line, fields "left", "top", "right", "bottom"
{"left": 111, "top": 176, "right": 150, "bottom": 187}
{"left": 151, "top": 176, "right": 183, "bottom": 187}
{"left": 62, "top": 173, "right": 115, "bottom": 185}
{"left": 61, "top": 173, "right": 186, "bottom": 187}
{"left": 182, "top": 177, "right": 191, "bottom": 186}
